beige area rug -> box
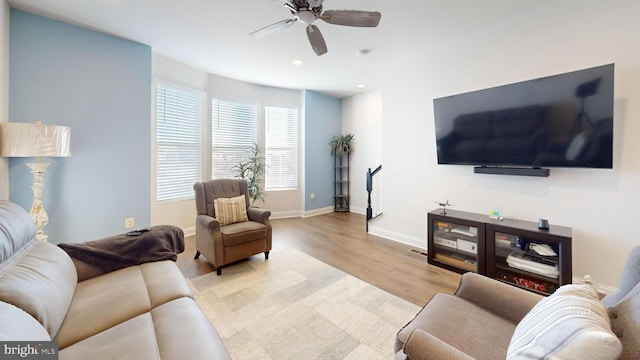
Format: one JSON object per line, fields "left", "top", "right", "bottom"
{"left": 190, "top": 248, "right": 420, "bottom": 360}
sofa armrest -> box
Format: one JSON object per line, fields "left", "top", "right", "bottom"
{"left": 247, "top": 207, "right": 271, "bottom": 224}
{"left": 197, "top": 214, "right": 220, "bottom": 231}
{"left": 454, "top": 272, "right": 543, "bottom": 324}
{"left": 404, "top": 329, "right": 474, "bottom": 360}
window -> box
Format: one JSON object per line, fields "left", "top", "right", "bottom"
{"left": 265, "top": 106, "right": 298, "bottom": 190}
{"left": 211, "top": 99, "right": 257, "bottom": 179}
{"left": 156, "top": 83, "right": 203, "bottom": 202}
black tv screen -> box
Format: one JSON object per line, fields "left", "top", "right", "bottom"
{"left": 434, "top": 64, "right": 614, "bottom": 170}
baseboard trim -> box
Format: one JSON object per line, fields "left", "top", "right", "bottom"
{"left": 273, "top": 206, "right": 364, "bottom": 219}
{"left": 367, "top": 226, "right": 425, "bottom": 249}
{"left": 302, "top": 206, "right": 333, "bottom": 218}
{"left": 270, "top": 210, "right": 304, "bottom": 219}
{"left": 182, "top": 225, "right": 195, "bottom": 237}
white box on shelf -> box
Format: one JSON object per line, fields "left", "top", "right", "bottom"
{"left": 434, "top": 237, "right": 457, "bottom": 250}
{"left": 457, "top": 239, "right": 477, "bottom": 254}
{"left": 451, "top": 227, "right": 477, "bottom": 237}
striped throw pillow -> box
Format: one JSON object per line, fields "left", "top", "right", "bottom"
{"left": 507, "top": 284, "right": 622, "bottom": 360}
{"left": 214, "top": 195, "right": 248, "bottom": 226}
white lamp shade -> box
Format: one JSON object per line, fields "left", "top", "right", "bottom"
{"left": 0, "top": 121, "right": 71, "bottom": 157}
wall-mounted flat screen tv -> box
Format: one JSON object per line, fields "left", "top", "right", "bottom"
{"left": 433, "top": 64, "right": 614, "bottom": 174}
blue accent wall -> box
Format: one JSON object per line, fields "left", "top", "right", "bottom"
{"left": 9, "top": 10, "right": 151, "bottom": 243}
{"left": 304, "top": 91, "right": 341, "bottom": 211}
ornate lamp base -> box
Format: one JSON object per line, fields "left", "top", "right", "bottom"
{"left": 27, "top": 161, "right": 50, "bottom": 242}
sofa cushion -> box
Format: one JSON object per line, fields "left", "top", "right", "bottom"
{"left": 507, "top": 284, "right": 622, "bottom": 360}
{"left": 0, "top": 241, "right": 77, "bottom": 339}
{"left": 58, "top": 311, "right": 161, "bottom": 360}
{"left": 55, "top": 260, "right": 192, "bottom": 349}
{"left": 59, "top": 298, "right": 230, "bottom": 360}
{"left": 214, "top": 195, "right": 248, "bottom": 226}
{"left": 0, "top": 201, "right": 37, "bottom": 263}
{"left": 221, "top": 221, "right": 268, "bottom": 246}
{"left": 150, "top": 297, "right": 230, "bottom": 359}
{"left": 0, "top": 301, "right": 50, "bottom": 341}
{"left": 396, "top": 293, "right": 516, "bottom": 360}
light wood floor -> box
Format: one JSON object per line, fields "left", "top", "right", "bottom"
{"left": 176, "top": 212, "right": 461, "bottom": 307}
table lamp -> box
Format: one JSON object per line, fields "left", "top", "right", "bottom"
{"left": 0, "top": 119, "right": 71, "bottom": 241}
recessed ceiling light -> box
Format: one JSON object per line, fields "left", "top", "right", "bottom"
{"left": 356, "top": 84, "right": 366, "bottom": 89}
{"left": 356, "top": 49, "right": 370, "bottom": 58}
{"left": 292, "top": 59, "right": 303, "bottom": 66}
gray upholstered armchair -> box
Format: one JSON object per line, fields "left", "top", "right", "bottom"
{"left": 396, "top": 246, "right": 640, "bottom": 360}
{"left": 193, "top": 179, "right": 272, "bottom": 275}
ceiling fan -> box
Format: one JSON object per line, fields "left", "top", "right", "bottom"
{"left": 250, "top": 0, "right": 382, "bottom": 56}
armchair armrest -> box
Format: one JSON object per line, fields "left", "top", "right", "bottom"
{"left": 247, "top": 207, "right": 271, "bottom": 224}
{"left": 197, "top": 214, "right": 220, "bottom": 231}
{"left": 404, "top": 329, "right": 474, "bottom": 360}
{"left": 454, "top": 272, "right": 543, "bottom": 324}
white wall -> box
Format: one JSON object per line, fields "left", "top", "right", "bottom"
{"left": 342, "top": 90, "right": 383, "bottom": 215}
{"left": 349, "top": 0, "right": 640, "bottom": 291}
{"left": 0, "top": 0, "right": 9, "bottom": 200}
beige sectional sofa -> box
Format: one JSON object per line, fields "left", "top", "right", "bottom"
{"left": 0, "top": 200, "right": 230, "bottom": 359}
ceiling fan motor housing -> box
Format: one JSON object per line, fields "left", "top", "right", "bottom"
{"left": 296, "top": 10, "right": 316, "bottom": 24}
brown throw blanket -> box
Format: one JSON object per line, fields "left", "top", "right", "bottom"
{"left": 58, "top": 225, "right": 185, "bottom": 274}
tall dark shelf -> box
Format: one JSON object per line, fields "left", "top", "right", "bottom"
{"left": 334, "top": 151, "right": 350, "bottom": 212}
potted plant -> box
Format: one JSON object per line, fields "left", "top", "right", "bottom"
{"left": 329, "top": 133, "right": 354, "bottom": 156}
{"left": 233, "top": 142, "right": 267, "bottom": 205}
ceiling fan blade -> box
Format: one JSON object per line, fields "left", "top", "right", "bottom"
{"left": 306, "top": 24, "right": 327, "bottom": 56}
{"left": 320, "top": 10, "right": 382, "bottom": 27}
{"left": 250, "top": 18, "right": 296, "bottom": 38}
{"left": 275, "top": 0, "right": 297, "bottom": 11}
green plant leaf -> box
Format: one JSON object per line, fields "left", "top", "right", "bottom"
{"left": 233, "top": 142, "right": 267, "bottom": 205}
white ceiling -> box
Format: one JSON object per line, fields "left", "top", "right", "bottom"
{"left": 8, "top": 0, "right": 552, "bottom": 98}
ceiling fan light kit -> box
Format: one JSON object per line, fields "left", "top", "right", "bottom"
{"left": 296, "top": 10, "right": 316, "bottom": 24}
{"left": 250, "top": 0, "right": 381, "bottom": 56}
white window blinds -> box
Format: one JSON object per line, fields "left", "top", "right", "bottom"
{"left": 265, "top": 106, "right": 298, "bottom": 190}
{"left": 156, "top": 83, "right": 203, "bottom": 202}
{"left": 211, "top": 99, "right": 257, "bottom": 179}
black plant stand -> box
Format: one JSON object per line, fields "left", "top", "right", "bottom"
{"left": 334, "top": 151, "right": 350, "bottom": 212}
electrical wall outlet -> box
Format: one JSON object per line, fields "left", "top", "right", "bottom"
{"left": 310, "top": 193, "right": 315, "bottom": 199}
{"left": 125, "top": 217, "right": 135, "bottom": 228}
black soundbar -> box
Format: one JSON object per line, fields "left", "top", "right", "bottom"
{"left": 473, "top": 166, "right": 550, "bottom": 177}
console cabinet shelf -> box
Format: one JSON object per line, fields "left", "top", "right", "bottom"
{"left": 486, "top": 220, "right": 572, "bottom": 296}
{"left": 427, "top": 209, "right": 572, "bottom": 296}
{"left": 427, "top": 209, "right": 486, "bottom": 275}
